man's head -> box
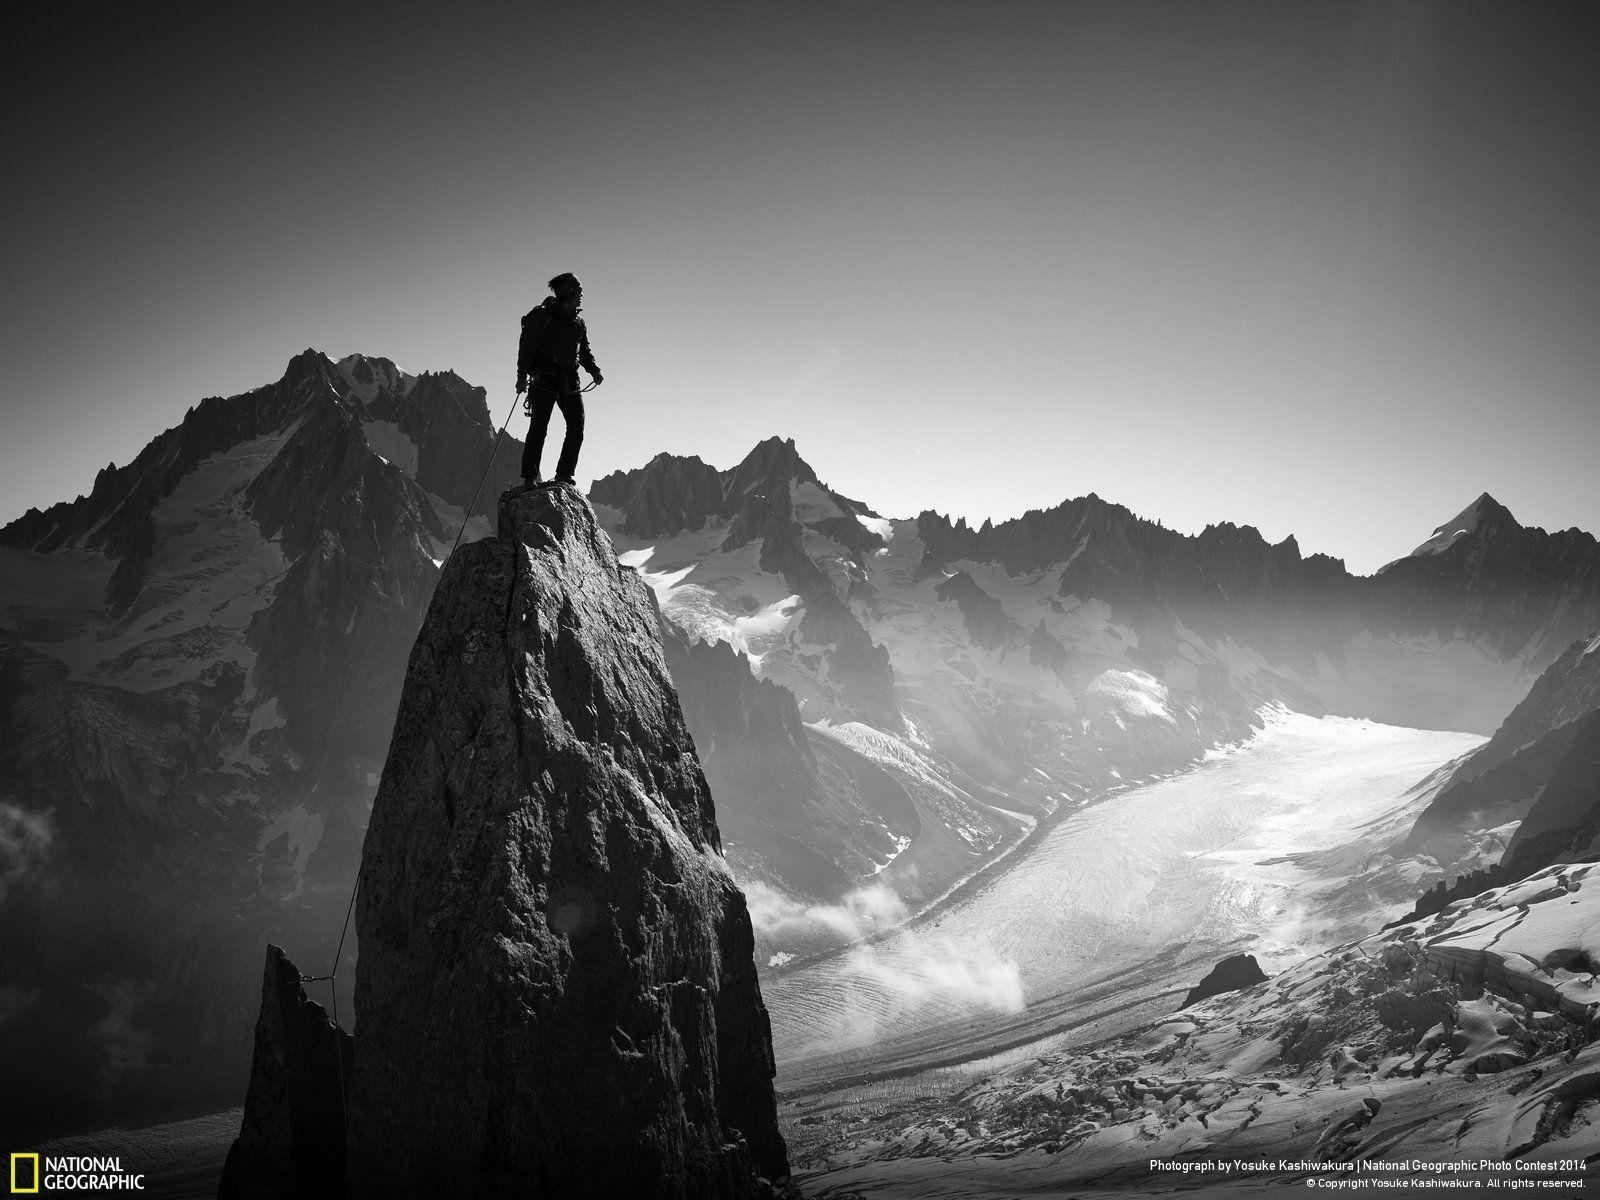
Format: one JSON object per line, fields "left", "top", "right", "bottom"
{"left": 548, "top": 272, "right": 582, "bottom": 312}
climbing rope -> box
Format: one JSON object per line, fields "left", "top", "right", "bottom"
{"left": 280, "top": 385, "right": 536, "bottom": 1129}
{"left": 440, "top": 391, "right": 527, "bottom": 563}
{"left": 437, "top": 378, "right": 597, "bottom": 563}
{"left": 273, "top": 388, "right": 528, "bottom": 1017}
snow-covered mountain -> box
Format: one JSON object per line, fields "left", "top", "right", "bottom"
{"left": 0, "top": 350, "right": 520, "bottom": 1129}
{"left": 1389, "top": 491, "right": 1515, "bottom": 560}
{"left": 1372, "top": 490, "right": 1600, "bottom": 665}
{"left": 590, "top": 444, "right": 1600, "bottom": 964}
{"left": 3, "top": 356, "right": 1596, "bottom": 1135}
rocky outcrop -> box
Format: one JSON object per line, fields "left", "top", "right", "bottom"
{"left": 1026, "top": 618, "right": 1070, "bottom": 675}
{"left": 722, "top": 491, "right": 832, "bottom": 598}
{"left": 793, "top": 592, "right": 900, "bottom": 728}
{"left": 1454, "top": 633, "right": 1600, "bottom": 786}
{"left": 664, "top": 627, "right": 917, "bottom": 898}
{"left": 591, "top": 452, "right": 726, "bottom": 538}
{"left": 348, "top": 486, "right": 792, "bottom": 1198}
{"left": 219, "top": 945, "right": 351, "bottom": 1200}
{"left": 1500, "top": 708, "right": 1600, "bottom": 873}
{"left": 1179, "top": 953, "right": 1268, "bottom": 1010}
{"left": 1407, "top": 634, "right": 1600, "bottom": 851}
{"left": 934, "top": 571, "right": 1020, "bottom": 656}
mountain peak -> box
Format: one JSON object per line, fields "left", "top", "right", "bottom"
{"left": 336, "top": 352, "right": 417, "bottom": 401}
{"left": 1400, "top": 492, "right": 1521, "bottom": 560}
{"left": 724, "top": 434, "right": 818, "bottom": 499}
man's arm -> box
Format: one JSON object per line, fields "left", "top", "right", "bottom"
{"left": 578, "top": 320, "right": 602, "bottom": 384}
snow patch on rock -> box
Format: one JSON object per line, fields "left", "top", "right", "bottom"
{"left": 255, "top": 805, "right": 324, "bottom": 898}
{"left": 1085, "top": 668, "right": 1176, "bottom": 724}
{"left": 360, "top": 421, "right": 419, "bottom": 477}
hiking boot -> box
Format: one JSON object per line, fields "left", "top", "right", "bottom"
{"left": 554, "top": 475, "right": 576, "bottom": 486}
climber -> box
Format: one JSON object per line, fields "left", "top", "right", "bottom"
{"left": 1310, "top": 1096, "right": 1380, "bottom": 1159}
{"left": 516, "top": 272, "right": 603, "bottom": 488}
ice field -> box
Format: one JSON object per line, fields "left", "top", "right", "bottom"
{"left": 766, "top": 711, "right": 1483, "bottom": 1065}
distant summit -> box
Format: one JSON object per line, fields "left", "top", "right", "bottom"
{"left": 335, "top": 352, "right": 417, "bottom": 400}
{"left": 1386, "top": 492, "right": 1520, "bottom": 565}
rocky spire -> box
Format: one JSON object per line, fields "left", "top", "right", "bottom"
{"left": 219, "top": 945, "right": 353, "bottom": 1200}
{"left": 346, "top": 485, "right": 793, "bottom": 1198}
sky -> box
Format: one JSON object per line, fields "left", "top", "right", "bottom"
{"left": 4, "top": 1, "right": 1597, "bottom": 575}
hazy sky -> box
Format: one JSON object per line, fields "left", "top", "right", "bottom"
{"left": 5, "top": 2, "right": 1597, "bottom": 574}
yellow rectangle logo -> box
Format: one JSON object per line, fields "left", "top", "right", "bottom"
{"left": 10, "top": 1152, "right": 40, "bottom": 1194}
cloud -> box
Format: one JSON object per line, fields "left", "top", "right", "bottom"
{"left": 843, "top": 937, "right": 1025, "bottom": 1015}
{"left": 746, "top": 877, "right": 1025, "bottom": 1055}
{"left": 0, "top": 802, "right": 53, "bottom": 905}
{"left": 744, "top": 878, "right": 908, "bottom": 942}
{"left": 793, "top": 937, "right": 1025, "bottom": 1055}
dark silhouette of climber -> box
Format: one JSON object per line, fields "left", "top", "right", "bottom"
{"left": 517, "top": 272, "right": 602, "bottom": 488}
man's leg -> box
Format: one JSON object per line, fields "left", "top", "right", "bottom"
{"left": 553, "top": 389, "right": 585, "bottom": 482}
{"left": 523, "top": 386, "right": 557, "bottom": 482}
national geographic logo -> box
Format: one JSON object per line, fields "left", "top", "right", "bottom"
{"left": 8, "top": 1154, "right": 145, "bottom": 1192}
{"left": 7, "top": 1155, "right": 35, "bottom": 1194}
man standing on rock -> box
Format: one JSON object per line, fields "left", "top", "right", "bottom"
{"left": 517, "top": 272, "right": 602, "bottom": 488}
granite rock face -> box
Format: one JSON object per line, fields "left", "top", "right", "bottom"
{"left": 219, "top": 945, "right": 351, "bottom": 1200}
{"left": 348, "top": 485, "right": 792, "bottom": 1198}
